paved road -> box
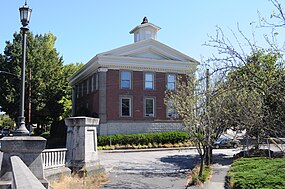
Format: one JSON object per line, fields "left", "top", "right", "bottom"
{"left": 98, "top": 148, "right": 239, "bottom": 189}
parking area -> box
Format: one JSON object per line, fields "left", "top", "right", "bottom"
{"left": 99, "top": 148, "right": 239, "bottom": 189}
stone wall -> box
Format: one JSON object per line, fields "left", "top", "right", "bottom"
{"left": 98, "top": 121, "right": 184, "bottom": 136}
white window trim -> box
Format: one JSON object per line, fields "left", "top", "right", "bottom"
{"left": 167, "top": 74, "right": 176, "bottom": 91}
{"left": 144, "top": 72, "right": 155, "bottom": 90}
{"left": 144, "top": 97, "right": 155, "bottom": 117}
{"left": 95, "top": 73, "right": 99, "bottom": 90}
{"left": 120, "top": 70, "right": 132, "bottom": 89}
{"left": 86, "top": 79, "right": 90, "bottom": 94}
{"left": 76, "top": 85, "right": 79, "bottom": 98}
{"left": 91, "top": 75, "right": 94, "bottom": 92}
{"left": 120, "top": 96, "right": 132, "bottom": 117}
{"left": 166, "top": 100, "right": 178, "bottom": 118}
{"left": 81, "top": 83, "right": 84, "bottom": 96}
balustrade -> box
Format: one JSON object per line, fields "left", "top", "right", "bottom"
{"left": 41, "top": 148, "right": 67, "bottom": 169}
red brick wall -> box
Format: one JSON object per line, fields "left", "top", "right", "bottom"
{"left": 106, "top": 69, "right": 169, "bottom": 121}
{"left": 75, "top": 73, "right": 99, "bottom": 117}
{"left": 75, "top": 69, "right": 184, "bottom": 121}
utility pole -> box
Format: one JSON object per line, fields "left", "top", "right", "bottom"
{"left": 205, "top": 68, "right": 211, "bottom": 165}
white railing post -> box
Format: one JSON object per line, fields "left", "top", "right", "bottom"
{"left": 41, "top": 148, "right": 67, "bottom": 169}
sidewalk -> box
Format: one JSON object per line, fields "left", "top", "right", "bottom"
{"left": 202, "top": 163, "right": 230, "bottom": 189}
{"left": 187, "top": 154, "right": 234, "bottom": 189}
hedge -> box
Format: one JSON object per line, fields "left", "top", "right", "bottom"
{"left": 98, "top": 132, "right": 190, "bottom": 146}
{"left": 228, "top": 158, "right": 285, "bottom": 189}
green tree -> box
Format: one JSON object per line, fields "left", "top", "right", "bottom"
{"left": 58, "top": 63, "right": 84, "bottom": 120}
{"left": 225, "top": 50, "right": 285, "bottom": 143}
{"left": 0, "top": 115, "right": 15, "bottom": 129}
{"left": 0, "top": 32, "right": 82, "bottom": 133}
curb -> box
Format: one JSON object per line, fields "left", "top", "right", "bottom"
{"left": 98, "top": 146, "right": 196, "bottom": 153}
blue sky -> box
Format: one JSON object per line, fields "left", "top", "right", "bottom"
{"left": 0, "top": 0, "right": 282, "bottom": 65}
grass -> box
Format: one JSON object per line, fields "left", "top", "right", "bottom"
{"left": 50, "top": 172, "right": 109, "bottom": 189}
{"left": 187, "top": 164, "right": 212, "bottom": 187}
{"left": 228, "top": 158, "right": 285, "bottom": 189}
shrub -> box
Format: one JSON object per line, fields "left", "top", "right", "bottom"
{"left": 228, "top": 158, "right": 285, "bottom": 189}
{"left": 97, "top": 132, "right": 190, "bottom": 146}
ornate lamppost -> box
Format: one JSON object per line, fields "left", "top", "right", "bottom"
{"left": 14, "top": 2, "right": 32, "bottom": 136}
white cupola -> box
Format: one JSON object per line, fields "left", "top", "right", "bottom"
{"left": 129, "top": 17, "right": 161, "bottom": 42}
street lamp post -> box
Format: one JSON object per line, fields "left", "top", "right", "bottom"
{"left": 14, "top": 2, "right": 32, "bottom": 136}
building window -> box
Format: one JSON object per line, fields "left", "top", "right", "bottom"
{"left": 145, "top": 98, "right": 155, "bottom": 117}
{"left": 121, "top": 97, "right": 132, "bottom": 117}
{"left": 167, "top": 100, "right": 177, "bottom": 118}
{"left": 144, "top": 73, "right": 154, "bottom": 90}
{"left": 76, "top": 85, "right": 79, "bottom": 98}
{"left": 91, "top": 75, "right": 94, "bottom": 92}
{"left": 167, "top": 74, "right": 176, "bottom": 91}
{"left": 121, "top": 71, "right": 131, "bottom": 89}
{"left": 145, "top": 30, "right": 152, "bottom": 39}
{"left": 81, "top": 83, "right": 84, "bottom": 96}
{"left": 86, "top": 79, "right": 90, "bottom": 94}
{"left": 96, "top": 73, "right": 99, "bottom": 90}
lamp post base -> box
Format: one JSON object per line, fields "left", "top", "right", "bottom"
{"left": 14, "top": 116, "right": 29, "bottom": 136}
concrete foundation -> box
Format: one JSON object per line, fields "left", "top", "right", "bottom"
{"left": 98, "top": 121, "right": 184, "bottom": 135}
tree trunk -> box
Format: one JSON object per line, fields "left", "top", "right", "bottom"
{"left": 209, "top": 146, "right": 213, "bottom": 164}
{"left": 199, "top": 155, "right": 204, "bottom": 177}
{"left": 205, "top": 147, "right": 210, "bottom": 166}
{"left": 256, "top": 132, "right": 260, "bottom": 150}
{"left": 205, "top": 145, "right": 213, "bottom": 165}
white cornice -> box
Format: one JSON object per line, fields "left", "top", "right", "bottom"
{"left": 69, "top": 58, "right": 99, "bottom": 86}
{"left": 69, "top": 55, "right": 197, "bottom": 86}
{"left": 98, "top": 55, "right": 198, "bottom": 66}
{"left": 69, "top": 39, "right": 199, "bottom": 86}
{"left": 129, "top": 23, "right": 161, "bottom": 34}
{"left": 69, "top": 56, "right": 98, "bottom": 83}
{"left": 97, "top": 55, "right": 197, "bottom": 74}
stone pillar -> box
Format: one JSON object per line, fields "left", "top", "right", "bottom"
{"left": 98, "top": 68, "right": 108, "bottom": 123}
{"left": 65, "top": 117, "right": 99, "bottom": 172}
{"left": 0, "top": 136, "right": 48, "bottom": 188}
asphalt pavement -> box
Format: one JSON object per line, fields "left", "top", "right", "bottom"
{"left": 99, "top": 148, "right": 239, "bottom": 189}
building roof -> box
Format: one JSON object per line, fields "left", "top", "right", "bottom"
{"left": 69, "top": 39, "right": 199, "bottom": 86}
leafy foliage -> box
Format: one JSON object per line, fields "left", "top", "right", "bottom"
{"left": 0, "top": 32, "right": 82, "bottom": 131}
{"left": 0, "top": 115, "right": 15, "bottom": 129}
{"left": 219, "top": 50, "right": 285, "bottom": 142}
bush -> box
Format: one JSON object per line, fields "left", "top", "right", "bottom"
{"left": 97, "top": 132, "right": 190, "bottom": 146}
{"left": 228, "top": 158, "right": 285, "bottom": 189}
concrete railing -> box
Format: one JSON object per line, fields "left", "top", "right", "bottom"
{"left": 11, "top": 156, "right": 45, "bottom": 189}
{"left": 42, "top": 148, "right": 67, "bottom": 169}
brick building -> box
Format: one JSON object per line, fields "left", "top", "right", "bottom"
{"left": 69, "top": 17, "right": 199, "bottom": 135}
